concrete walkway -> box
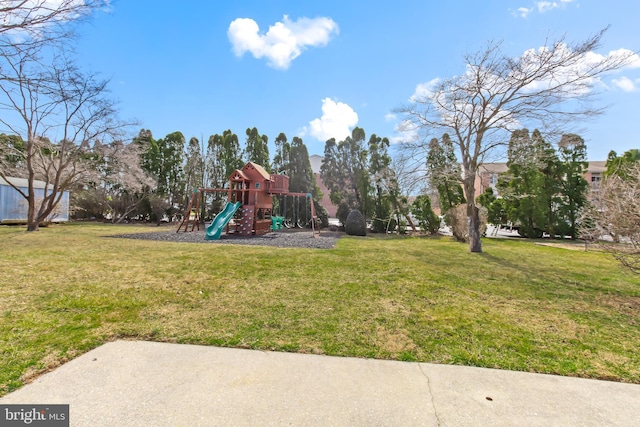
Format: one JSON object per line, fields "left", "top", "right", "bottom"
{"left": 2, "top": 340, "right": 639, "bottom": 426}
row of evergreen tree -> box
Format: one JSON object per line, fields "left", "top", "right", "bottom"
{"left": 320, "top": 127, "right": 404, "bottom": 231}
{"left": 425, "top": 129, "right": 591, "bottom": 239}
{"left": 73, "top": 127, "right": 324, "bottom": 224}
{"left": 74, "top": 125, "right": 601, "bottom": 238}
{"left": 3, "top": 124, "right": 405, "bottom": 229}
{"left": 490, "top": 130, "right": 589, "bottom": 239}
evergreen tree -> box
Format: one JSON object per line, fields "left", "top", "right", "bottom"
{"left": 533, "top": 130, "right": 564, "bottom": 238}
{"left": 288, "top": 137, "right": 315, "bottom": 193}
{"left": 499, "top": 129, "right": 562, "bottom": 238}
{"left": 604, "top": 149, "right": 640, "bottom": 180}
{"left": 558, "top": 134, "right": 589, "bottom": 239}
{"left": 412, "top": 194, "right": 441, "bottom": 234}
{"left": 321, "top": 127, "right": 371, "bottom": 225}
{"left": 368, "top": 134, "right": 393, "bottom": 232}
{"left": 321, "top": 137, "right": 349, "bottom": 225}
{"left": 184, "top": 137, "right": 204, "bottom": 191}
{"left": 206, "top": 134, "right": 223, "bottom": 189}
{"left": 273, "top": 132, "right": 291, "bottom": 174}
{"left": 206, "top": 130, "right": 243, "bottom": 189}
{"left": 244, "top": 127, "right": 270, "bottom": 171}
{"left": 140, "top": 131, "right": 186, "bottom": 220}
{"left": 426, "top": 134, "right": 465, "bottom": 213}
{"left": 499, "top": 129, "right": 542, "bottom": 237}
{"left": 476, "top": 187, "right": 507, "bottom": 229}
{"left": 320, "top": 128, "right": 399, "bottom": 229}
{"left": 287, "top": 136, "right": 326, "bottom": 225}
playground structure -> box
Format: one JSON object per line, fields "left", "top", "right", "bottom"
{"left": 177, "top": 162, "right": 320, "bottom": 239}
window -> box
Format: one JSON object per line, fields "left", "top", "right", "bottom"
{"left": 255, "top": 182, "right": 261, "bottom": 189}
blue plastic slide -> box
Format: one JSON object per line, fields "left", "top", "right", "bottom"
{"left": 205, "top": 201, "right": 242, "bottom": 240}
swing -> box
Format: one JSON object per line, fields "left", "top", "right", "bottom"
{"left": 295, "top": 196, "right": 303, "bottom": 228}
{"left": 283, "top": 195, "right": 293, "bottom": 228}
{"left": 297, "top": 195, "right": 308, "bottom": 228}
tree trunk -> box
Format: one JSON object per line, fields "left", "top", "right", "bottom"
{"left": 467, "top": 202, "right": 482, "bottom": 252}
{"left": 26, "top": 186, "right": 39, "bottom": 232}
{"left": 464, "top": 177, "right": 482, "bottom": 252}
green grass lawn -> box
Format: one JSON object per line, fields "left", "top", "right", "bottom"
{"left": 1, "top": 222, "right": 639, "bottom": 395}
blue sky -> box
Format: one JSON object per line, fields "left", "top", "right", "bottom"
{"left": 72, "top": 0, "right": 640, "bottom": 161}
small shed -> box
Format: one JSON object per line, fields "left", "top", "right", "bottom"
{"left": 0, "top": 177, "right": 70, "bottom": 224}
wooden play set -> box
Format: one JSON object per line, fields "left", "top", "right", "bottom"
{"left": 177, "top": 162, "right": 320, "bottom": 239}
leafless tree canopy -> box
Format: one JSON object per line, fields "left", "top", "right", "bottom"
{"left": 0, "top": 0, "right": 105, "bottom": 46}
{"left": 390, "top": 150, "right": 426, "bottom": 197}
{"left": 0, "top": 52, "right": 124, "bottom": 178}
{"left": 583, "top": 163, "right": 640, "bottom": 273}
{"left": 400, "top": 28, "right": 638, "bottom": 252}
{"left": 89, "top": 140, "right": 155, "bottom": 222}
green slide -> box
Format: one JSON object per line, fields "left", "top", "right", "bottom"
{"left": 205, "top": 201, "right": 242, "bottom": 240}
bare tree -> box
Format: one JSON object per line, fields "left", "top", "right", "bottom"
{"left": 0, "top": 52, "right": 129, "bottom": 230}
{"left": 583, "top": 163, "right": 640, "bottom": 273}
{"left": 400, "top": 28, "right": 637, "bottom": 252}
{"left": 0, "top": 0, "right": 105, "bottom": 46}
{"left": 0, "top": 0, "right": 128, "bottom": 231}
{"left": 390, "top": 150, "right": 425, "bottom": 199}
{"left": 0, "top": 47, "right": 131, "bottom": 232}
{"left": 91, "top": 140, "right": 156, "bottom": 223}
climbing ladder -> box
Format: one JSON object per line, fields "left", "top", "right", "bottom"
{"left": 177, "top": 190, "right": 203, "bottom": 233}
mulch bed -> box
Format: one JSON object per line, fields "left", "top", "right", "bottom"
{"left": 110, "top": 227, "right": 344, "bottom": 249}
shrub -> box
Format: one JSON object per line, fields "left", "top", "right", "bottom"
{"left": 345, "top": 210, "right": 367, "bottom": 236}
{"left": 411, "top": 195, "right": 441, "bottom": 235}
{"left": 446, "top": 204, "right": 487, "bottom": 242}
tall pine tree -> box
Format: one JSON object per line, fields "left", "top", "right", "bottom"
{"left": 244, "top": 127, "right": 270, "bottom": 172}
{"left": 558, "top": 134, "right": 588, "bottom": 239}
{"left": 426, "top": 134, "right": 465, "bottom": 213}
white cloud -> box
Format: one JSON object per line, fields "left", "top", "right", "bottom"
{"left": 308, "top": 98, "right": 358, "bottom": 142}
{"left": 227, "top": 15, "right": 339, "bottom": 70}
{"left": 409, "top": 78, "right": 441, "bottom": 102}
{"left": 537, "top": 0, "right": 573, "bottom": 13}
{"left": 536, "top": 2, "right": 554, "bottom": 13}
{"left": 516, "top": 7, "right": 532, "bottom": 18}
{"left": 612, "top": 76, "right": 640, "bottom": 92}
{"left": 390, "top": 120, "right": 420, "bottom": 144}
{"left": 384, "top": 112, "right": 396, "bottom": 122}
{"left": 520, "top": 46, "right": 640, "bottom": 95}
{"left": 609, "top": 48, "right": 640, "bottom": 68}
{"left": 513, "top": 0, "right": 574, "bottom": 18}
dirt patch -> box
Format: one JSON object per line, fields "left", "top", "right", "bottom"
{"left": 534, "top": 242, "right": 595, "bottom": 251}
{"left": 20, "top": 352, "right": 69, "bottom": 385}
{"left": 597, "top": 294, "right": 640, "bottom": 315}
{"left": 375, "top": 326, "right": 417, "bottom": 354}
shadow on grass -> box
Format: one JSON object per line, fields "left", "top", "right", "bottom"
{"left": 477, "top": 251, "right": 539, "bottom": 277}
